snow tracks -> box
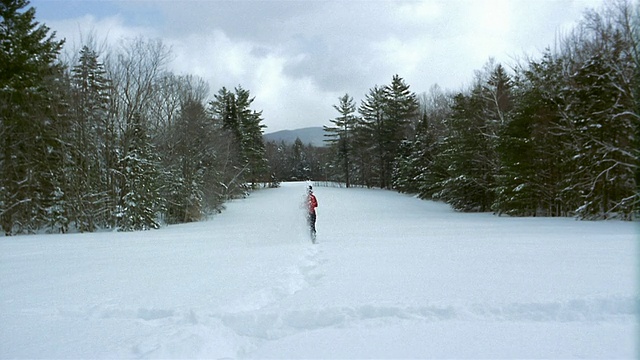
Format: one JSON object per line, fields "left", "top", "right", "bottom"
{"left": 118, "top": 244, "right": 330, "bottom": 358}
{"left": 111, "top": 238, "right": 637, "bottom": 359}
{"left": 1, "top": 182, "right": 637, "bottom": 358}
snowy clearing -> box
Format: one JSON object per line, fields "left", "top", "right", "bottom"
{"left": 1, "top": 182, "right": 637, "bottom": 359}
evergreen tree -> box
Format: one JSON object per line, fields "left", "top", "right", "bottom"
{"left": 562, "top": 44, "right": 638, "bottom": 219}
{"left": 391, "top": 138, "right": 418, "bottom": 193}
{"left": 263, "top": 139, "right": 329, "bottom": 184}
{"left": 290, "top": 138, "right": 311, "bottom": 180}
{"left": 350, "top": 118, "right": 376, "bottom": 187}
{"left": 384, "top": 75, "right": 420, "bottom": 190}
{"left": 0, "top": 0, "right": 65, "bottom": 234}
{"left": 324, "top": 93, "right": 358, "bottom": 187}
{"left": 426, "top": 63, "right": 510, "bottom": 212}
{"left": 393, "top": 110, "right": 439, "bottom": 195}
{"left": 209, "top": 86, "right": 267, "bottom": 190}
{"left": 400, "top": 86, "right": 452, "bottom": 198}
{"left": 235, "top": 87, "right": 268, "bottom": 186}
{"left": 358, "top": 75, "right": 419, "bottom": 189}
{"left": 357, "top": 85, "right": 386, "bottom": 188}
{"left": 432, "top": 91, "right": 494, "bottom": 211}
{"left": 42, "top": 71, "right": 73, "bottom": 234}
{"left": 68, "top": 45, "right": 111, "bottom": 231}
{"left": 495, "top": 53, "right": 568, "bottom": 216}
{"left": 116, "top": 113, "right": 161, "bottom": 231}
{"left": 213, "top": 87, "right": 241, "bottom": 142}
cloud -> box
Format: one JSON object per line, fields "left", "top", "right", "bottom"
{"left": 164, "top": 29, "right": 330, "bottom": 130}
{"left": 33, "top": 0, "right": 606, "bottom": 132}
{"left": 47, "top": 14, "right": 155, "bottom": 53}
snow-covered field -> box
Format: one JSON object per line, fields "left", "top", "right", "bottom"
{"left": 1, "top": 182, "right": 637, "bottom": 359}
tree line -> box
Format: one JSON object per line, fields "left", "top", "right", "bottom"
{"left": 319, "top": 1, "right": 638, "bottom": 220}
{"left": 1, "top": 0, "right": 268, "bottom": 235}
{"left": 264, "top": 138, "right": 329, "bottom": 183}
{"left": 2, "top": 0, "right": 637, "bottom": 237}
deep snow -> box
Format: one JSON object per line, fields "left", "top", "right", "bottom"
{"left": 0, "top": 182, "right": 637, "bottom": 359}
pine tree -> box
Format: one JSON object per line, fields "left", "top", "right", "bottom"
{"left": 213, "top": 87, "right": 240, "bottom": 141}
{"left": 290, "top": 138, "right": 311, "bottom": 180}
{"left": 42, "top": 71, "right": 73, "bottom": 233}
{"left": 432, "top": 91, "right": 493, "bottom": 211}
{"left": 396, "top": 86, "right": 452, "bottom": 198}
{"left": 324, "top": 93, "right": 358, "bottom": 187}
{"left": 391, "top": 138, "right": 418, "bottom": 193}
{"left": 116, "top": 113, "right": 161, "bottom": 231}
{"left": 235, "top": 87, "right": 268, "bottom": 186}
{"left": 384, "top": 75, "right": 420, "bottom": 190}
{"left": 393, "top": 111, "right": 437, "bottom": 195}
{"left": 384, "top": 75, "right": 419, "bottom": 138}
{"left": 358, "top": 75, "right": 419, "bottom": 189}
{"left": 562, "top": 47, "right": 637, "bottom": 219}
{"left": 68, "top": 45, "right": 111, "bottom": 231}
{"left": 495, "top": 54, "right": 568, "bottom": 216}
{"left": 209, "top": 86, "right": 267, "bottom": 191}
{"left": 0, "top": 0, "right": 65, "bottom": 234}
{"left": 358, "top": 85, "right": 386, "bottom": 188}
{"left": 426, "top": 63, "right": 511, "bottom": 212}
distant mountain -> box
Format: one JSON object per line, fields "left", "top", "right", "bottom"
{"left": 263, "top": 126, "right": 327, "bottom": 147}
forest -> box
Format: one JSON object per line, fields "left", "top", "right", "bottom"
{"left": 1, "top": 0, "right": 638, "bottom": 235}
{"left": 270, "top": 1, "right": 639, "bottom": 221}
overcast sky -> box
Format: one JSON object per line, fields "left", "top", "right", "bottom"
{"left": 31, "top": 0, "right": 604, "bottom": 132}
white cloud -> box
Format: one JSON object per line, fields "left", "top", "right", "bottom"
{"left": 33, "top": 0, "right": 607, "bottom": 132}
{"left": 371, "top": 36, "right": 428, "bottom": 80}
{"left": 47, "top": 14, "right": 156, "bottom": 59}
{"left": 169, "top": 30, "right": 256, "bottom": 81}
{"left": 166, "top": 28, "right": 336, "bottom": 131}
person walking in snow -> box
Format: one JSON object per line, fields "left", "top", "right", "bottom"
{"left": 307, "top": 185, "right": 318, "bottom": 243}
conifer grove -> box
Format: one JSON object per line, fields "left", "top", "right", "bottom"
{"left": 1, "top": 0, "right": 638, "bottom": 235}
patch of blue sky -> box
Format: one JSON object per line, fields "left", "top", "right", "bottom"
{"left": 30, "top": 0, "right": 165, "bottom": 29}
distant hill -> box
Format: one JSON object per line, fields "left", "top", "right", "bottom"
{"left": 263, "top": 126, "right": 327, "bottom": 147}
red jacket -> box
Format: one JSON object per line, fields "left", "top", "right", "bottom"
{"left": 308, "top": 194, "right": 318, "bottom": 214}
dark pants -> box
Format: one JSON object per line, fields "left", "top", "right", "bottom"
{"left": 307, "top": 212, "right": 316, "bottom": 233}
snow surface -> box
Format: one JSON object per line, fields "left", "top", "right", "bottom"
{"left": 1, "top": 182, "right": 638, "bottom": 359}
